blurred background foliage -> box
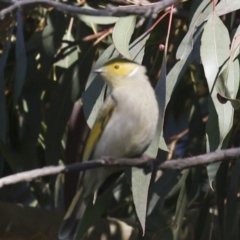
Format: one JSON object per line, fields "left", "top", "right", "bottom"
{"left": 0, "top": 0, "right": 240, "bottom": 239}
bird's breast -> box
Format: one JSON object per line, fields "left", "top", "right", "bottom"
{"left": 93, "top": 82, "right": 159, "bottom": 159}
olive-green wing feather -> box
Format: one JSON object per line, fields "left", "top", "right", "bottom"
{"left": 58, "top": 95, "right": 117, "bottom": 240}
{"left": 83, "top": 95, "right": 117, "bottom": 161}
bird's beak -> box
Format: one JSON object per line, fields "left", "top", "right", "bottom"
{"left": 94, "top": 68, "right": 104, "bottom": 73}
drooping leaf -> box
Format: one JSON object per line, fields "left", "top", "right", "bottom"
{"left": 130, "top": 32, "right": 150, "bottom": 63}
{"left": 216, "top": 0, "right": 240, "bottom": 16}
{"left": 131, "top": 167, "right": 150, "bottom": 236}
{"left": 201, "top": 12, "right": 231, "bottom": 185}
{"left": 14, "top": 11, "right": 27, "bottom": 105}
{"left": 112, "top": 15, "right": 137, "bottom": 59}
{"left": 216, "top": 23, "right": 240, "bottom": 110}
{"left": 147, "top": 170, "right": 180, "bottom": 215}
{"left": 78, "top": 5, "right": 119, "bottom": 25}
{"left": 54, "top": 31, "right": 78, "bottom": 69}
{"left": 200, "top": 12, "right": 230, "bottom": 92}
{"left": 131, "top": 25, "right": 167, "bottom": 235}
{"left": 173, "top": 170, "right": 189, "bottom": 240}
{"left": 0, "top": 28, "right": 13, "bottom": 142}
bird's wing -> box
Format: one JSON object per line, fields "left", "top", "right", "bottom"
{"left": 83, "top": 94, "right": 117, "bottom": 161}
{"left": 59, "top": 95, "right": 117, "bottom": 240}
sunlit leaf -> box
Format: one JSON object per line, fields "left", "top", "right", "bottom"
{"left": 112, "top": 15, "right": 136, "bottom": 59}
{"left": 201, "top": 12, "right": 231, "bottom": 185}
{"left": 130, "top": 32, "right": 150, "bottom": 63}
{"left": 201, "top": 12, "right": 230, "bottom": 92}
{"left": 78, "top": 5, "right": 119, "bottom": 25}
{"left": 216, "top": 0, "right": 240, "bottom": 16}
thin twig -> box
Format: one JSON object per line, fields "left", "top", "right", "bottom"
{"left": 0, "top": 147, "right": 240, "bottom": 188}
{"left": 0, "top": 0, "right": 180, "bottom": 19}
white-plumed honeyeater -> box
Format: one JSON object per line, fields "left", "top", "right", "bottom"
{"left": 58, "top": 58, "right": 159, "bottom": 240}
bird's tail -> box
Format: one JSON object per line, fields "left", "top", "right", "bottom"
{"left": 58, "top": 188, "right": 87, "bottom": 240}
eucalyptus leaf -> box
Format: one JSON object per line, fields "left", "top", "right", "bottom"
{"left": 201, "top": 13, "right": 232, "bottom": 185}
{"left": 14, "top": 11, "right": 27, "bottom": 105}
{"left": 78, "top": 5, "right": 119, "bottom": 25}
{"left": 112, "top": 15, "right": 137, "bottom": 59}
{"left": 0, "top": 28, "right": 13, "bottom": 142}
{"left": 200, "top": 12, "right": 230, "bottom": 92}
{"left": 173, "top": 170, "right": 189, "bottom": 240}
{"left": 216, "top": 0, "right": 240, "bottom": 16}
{"left": 131, "top": 167, "right": 150, "bottom": 235}
{"left": 55, "top": 33, "right": 78, "bottom": 69}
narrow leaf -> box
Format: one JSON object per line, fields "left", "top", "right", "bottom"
{"left": 0, "top": 28, "right": 13, "bottom": 142}
{"left": 200, "top": 12, "right": 230, "bottom": 92}
{"left": 14, "top": 11, "right": 27, "bottom": 104}
{"left": 173, "top": 170, "right": 189, "bottom": 240}
{"left": 131, "top": 167, "right": 150, "bottom": 236}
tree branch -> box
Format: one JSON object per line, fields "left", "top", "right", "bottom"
{"left": 0, "top": 0, "right": 180, "bottom": 19}
{"left": 0, "top": 147, "right": 240, "bottom": 188}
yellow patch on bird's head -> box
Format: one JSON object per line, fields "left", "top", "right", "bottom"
{"left": 103, "top": 58, "right": 139, "bottom": 76}
{"left": 94, "top": 58, "right": 143, "bottom": 87}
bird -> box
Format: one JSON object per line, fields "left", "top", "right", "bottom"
{"left": 58, "top": 58, "right": 159, "bottom": 240}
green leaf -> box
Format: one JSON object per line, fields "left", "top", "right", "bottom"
{"left": 54, "top": 174, "right": 65, "bottom": 210}
{"left": 173, "top": 170, "right": 189, "bottom": 240}
{"left": 130, "top": 31, "right": 163, "bottom": 235}
{"left": 78, "top": 5, "right": 119, "bottom": 25}
{"left": 167, "top": 0, "right": 212, "bottom": 107}
{"left": 14, "top": 11, "right": 27, "bottom": 105}
{"left": 131, "top": 168, "right": 150, "bottom": 235}
{"left": 216, "top": 0, "right": 240, "bottom": 16}
{"left": 147, "top": 171, "right": 180, "bottom": 215}
{"left": 129, "top": 32, "right": 150, "bottom": 63}
{"left": 217, "top": 66, "right": 238, "bottom": 99}
{"left": 206, "top": 91, "right": 233, "bottom": 186}
{"left": 200, "top": 12, "right": 230, "bottom": 92}
{"left": 201, "top": 12, "right": 232, "bottom": 185}
{"left": 155, "top": 55, "right": 168, "bottom": 152}
{"left": 0, "top": 28, "right": 13, "bottom": 142}
{"left": 54, "top": 33, "right": 78, "bottom": 69}
{"left": 176, "top": 0, "right": 211, "bottom": 60}
{"left": 216, "top": 23, "right": 240, "bottom": 110}
{"left": 112, "top": 15, "right": 137, "bottom": 59}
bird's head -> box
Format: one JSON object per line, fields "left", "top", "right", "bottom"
{"left": 94, "top": 58, "right": 146, "bottom": 88}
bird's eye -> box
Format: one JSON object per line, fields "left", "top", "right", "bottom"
{"left": 114, "top": 65, "right": 119, "bottom": 69}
